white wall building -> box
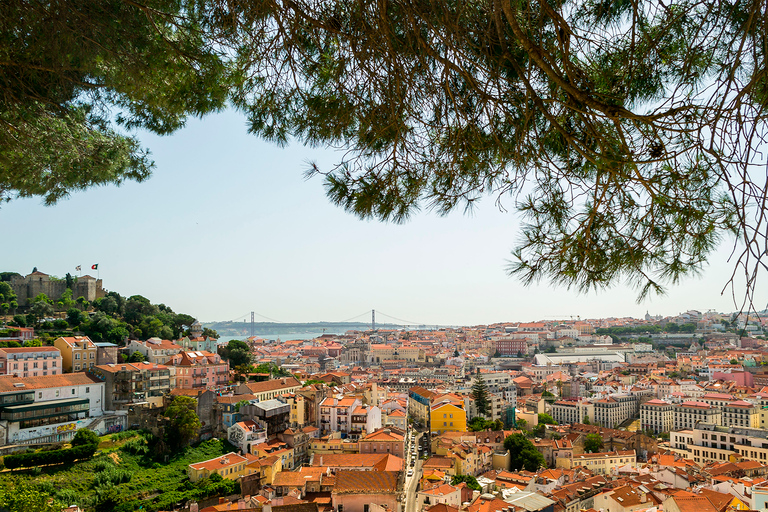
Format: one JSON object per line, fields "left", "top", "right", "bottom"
{"left": 0, "top": 373, "right": 115, "bottom": 445}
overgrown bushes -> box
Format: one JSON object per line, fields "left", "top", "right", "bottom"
{"left": 4, "top": 439, "right": 97, "bottom": 469}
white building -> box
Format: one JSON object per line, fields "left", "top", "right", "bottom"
{"left": 552, "top": 399, "right": 595, "bottom": 425}
{"left": 227, "top": 419, "right": 267, "bottom": 454}
{"left": 125, "top": 338, "right": 184, "bottom": 364}
{"left": 640, "top": 399, "right": 674, "bottom": 434}
{"left": 0, "top": 373, "right": 118, "bottom": 445}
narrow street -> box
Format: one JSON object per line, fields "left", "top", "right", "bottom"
{"left": 403, "top": 430, "right": 425, "bottom": 512}
{"left": 405, "top": 458, "right": 423, "bottom": 512}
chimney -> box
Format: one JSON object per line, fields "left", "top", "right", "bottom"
{"left": 190, "top": 503, "right": 199, "bottom": 512}
{"left": 219, "top": 498, "right": 228, "bottom": 504}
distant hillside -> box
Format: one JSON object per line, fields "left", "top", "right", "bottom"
{"left": 203, "top": 321, "right": 406, "bottom": 336}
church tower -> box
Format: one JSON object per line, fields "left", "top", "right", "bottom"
{"left": 190, "top": 320, "right": 203, "bottom": 339}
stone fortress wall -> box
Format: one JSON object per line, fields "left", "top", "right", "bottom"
{"left": 9, "top": 271, "right": 106, "bottom": 306}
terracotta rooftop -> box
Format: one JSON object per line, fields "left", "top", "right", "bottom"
{"left": 0, "top": 372, "right": 100, "bottom": 392}
{"left": 333, "top": 470, "right": 399, "bottom": 494}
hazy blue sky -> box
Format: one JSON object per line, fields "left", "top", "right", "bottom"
{"left": 2, "top": 110, "right": 761, "bottom": 325}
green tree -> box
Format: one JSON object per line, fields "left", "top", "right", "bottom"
{"left": 71, "top": 428, "right": 99, "bottom": 447}
{"left": 471, "top": 374, "right": 490, "bottom": 418}
{"left": 504, "top": 433, "right": 546, "bottom": 471}
{"left": 730, "top": 359, "right": 739, "bottom": 365}
{"left": 201, "top": 327, "right": 219, "bottom": 339}
{"left": 164, "top": 396, "right": 201, "bottom": 451}
{"left": 583, "top": 416, "right": 591, "bottom": 425}
{"left": 451, "top": 474, "right": 481, "bottom": 491}
{"left": 0, "top": 0, "right": 229, "bottom": 206}
{"left": 538, "top": 413, "right": 558, "bottom": 425}
{"left": 6, "top": 1, "right": 768, "bottom": 304}
{"left": 66, "top": 307, "right": 86, "bottom": 327}
{"left": 0, "top": 282, "right": 18, "bottom": 315}
{"left": 129, "top": 351, "right": 147, "bottom": 363}
{"left": 584, "top": 433, "right": 604, "bottom": 453}
{"left": 225, "top": 340, "right": 252, "bottom": 368}
{"left": 30, "top": 295, "right": 54, "bottom": 321}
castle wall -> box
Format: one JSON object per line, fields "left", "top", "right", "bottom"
{"left": 9, "top": 273, "right": 105, "bottom": 307}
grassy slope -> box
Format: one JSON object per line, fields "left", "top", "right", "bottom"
{"left": 0, "top": 433, "right": 235, "bottom": 512}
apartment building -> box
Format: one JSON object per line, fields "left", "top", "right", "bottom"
{"left": 593, "top": 395, "right": 638, "bottom": 428}
{"left": 167, "top": 350, "right": 229, "bottom": 389}
{"left": 54, "top": 336, "right": 98, "bottom": 372}
{"left": 409, "top": 386, "right": 436, "bottom": 428}
{"left": 465, "top": 392, "right": 508, "bottom": 421}
{"left": 319, "top": 396, "right": 362, "bottom": 435}
{"left": 89, "top": 362, "right": 171, "bottom": 410}
{"left": 722, "top": 401, "right": 759, "bottom": 429}
{"left": 496, "top": 338, "right": 528, "bottom": 356}
{"left": 673, "top": 401, "right": 721, "bottom": 430}
{"left": 431, "top": 397, "right": 467, "bottom": 435}
{"left": 564, "top": 450, "right": 636, "bottom": 474}
{"left": 670, "top": 423, "right": 768, "bottom": 464}
{"left": 0, "top": 346, "right": 62, "bottom": 377}
{"left": 188, "top": 452, "right": 249, "bottom": 483}
{"left": 699, "top": 392, "right": 736, "bottom": 408}
{"left": 640, "top": 399, "right": 674, "bottom": 434}
{"left": 125, "top": 338, "right": 184, "bottom": 364}
{"left": 552, "top": 399, "right": 595, "bottom": 426}
{"left": 236, "top": 377, "right": 302, "bottom": 402}
{"left": 0, "top": 373, "right": 107, "bottom": 445}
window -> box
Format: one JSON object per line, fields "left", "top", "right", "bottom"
{"left": 86, "top": 387, "right": 90, "bottom": 393}
{"left": 75, "top": 364, "right": 80, "bottom": 371}
{"left": 90, "top": 352, "right": 94, "bottom": 359}
{"left": 72, "top": 389, "right": 76, "bottom": 395}
{"left": 38, "top": 392, "right": 42, "bottom": 399}
{"left": 55, "top": 390, "right": 60, "bottom": 397}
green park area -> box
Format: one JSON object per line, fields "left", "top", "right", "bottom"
{"left": 0, "top": 431, "right": 239, "bottom": 512}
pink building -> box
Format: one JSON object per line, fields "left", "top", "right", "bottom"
{"left": 712, "top": 371, "right": 754, "bottom": 387}
{"left": 168, "top": 350, "right": 229, "bottom": 389}
{"left": 0, "top": 346, "right": 62, "bottom": 377}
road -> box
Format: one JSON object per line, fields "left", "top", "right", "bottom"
{"left": 403, "top": 431, "right": 424, "bottom": 512}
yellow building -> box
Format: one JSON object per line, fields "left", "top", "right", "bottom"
{"left": 558, "top": 450, "right": 636, "bottom": 474}
{"left": 188, "top": 452, "right": 248, "bottom": 482}
{"left": 430, "top": 400, "right": 467, "bottom": 435}
{"left": 53, "top": 336, "right": 98, "bottom": 373}
{"left": 251, "top": 439, "right": 296, "bottom": 470}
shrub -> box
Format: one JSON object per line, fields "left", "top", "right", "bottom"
{"left": 92, "top": 459, "right": 116, "bottom": 472}
{"left": 3, "top": 440, "right": 97, "bottom": 469}
{"left": 93, "top": 467, "right": 132, "bottom": 487}
{"left": 72, "top": 428, "right": 100, "bottom": 447}
{"left": 120, "top": 437, "right": 149, "bottom": 456}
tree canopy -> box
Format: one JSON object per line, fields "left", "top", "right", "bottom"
{"left": 471, "top": 374, "right": 490, "bottom": 418}
{"left": 504, "top": 433, "right": 546, "bottom": 471}
{"left": 164, "top": 395, "right": 201, "bottom": 451}
{"left": 4, "top": 0, "right": 768, "bottom": 304}
{"left": 584, "top": 433, "right": 604, "bottom": 453}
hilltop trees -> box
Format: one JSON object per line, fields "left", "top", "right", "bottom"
{"left": 4, "top": 1, "right": 768, "bottom": 306}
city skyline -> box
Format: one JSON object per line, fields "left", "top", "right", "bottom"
{"left": 2, "top": 109, "right": 764, "bottom": 326}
